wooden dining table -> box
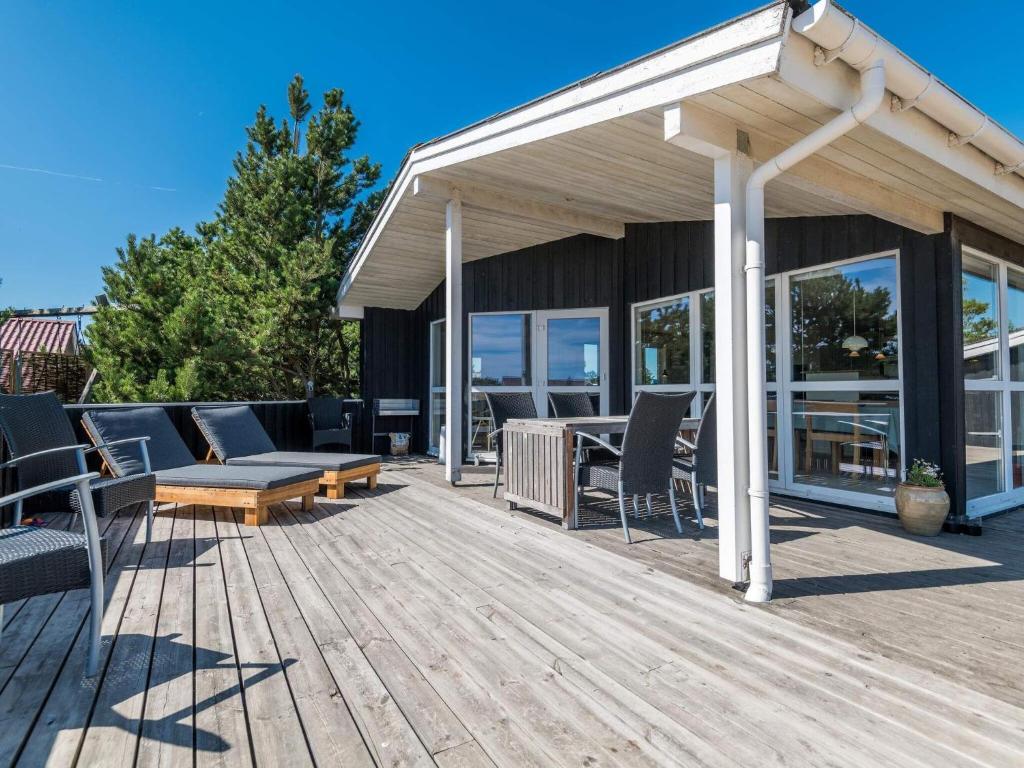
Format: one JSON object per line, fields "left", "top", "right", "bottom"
{"left": 502, "top": 415, "right": 702, "bottom": 529}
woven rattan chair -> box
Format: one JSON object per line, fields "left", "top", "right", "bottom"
{"left": 307, "top": 397, "right": 353, "bottom": 451}
{"left": 547, "top": 392, "right": 596, "bottom": 418}
{"left": 483, "top": 392, "right": 538, "bottom": 498}
{"left": 0, "top": 392, "right": 155, "bottom": 543}
{"left": 672, "top": 393, "right": 717, "bottom": 530}
{"left": 0, "top": 448, "right": 106, "bottom": 676}
{"left": 574, "top": 391, "right": 694, "bottom": 543}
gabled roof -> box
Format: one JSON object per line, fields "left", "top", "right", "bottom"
{"left": 338, "top": 0, "right": 1024, "bottom": 311}
{"left": 0, "top": 317, "right": 78, "bottom": 354}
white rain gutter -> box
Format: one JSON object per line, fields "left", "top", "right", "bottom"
{"left": 743, "top": 57, "right": 887, "bottom": 603}
{"left": 793, "top": 0, "right": 1024, "bottom": 180}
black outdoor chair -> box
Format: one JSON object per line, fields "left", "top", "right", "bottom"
{"left": 574, "top": 391, "right": 695, "bottom": 543}
{"left": 673, "top": 393, "right": 717, "bottom": 530}
{"left": 0, "top": 392, "right": 156, "bottom": 543}
{"left": 483, "top": 392, "right": 538, "bottom": 498}
{"left": 547, "top": 392, "right": 595, "bottom": 418}
{"left": 0, "top": 452, "right": 106, "bottom": 676}
{"left": 307, "top": 397, "right": 353, "bottom": 451}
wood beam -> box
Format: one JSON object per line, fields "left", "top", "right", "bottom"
{"left": 413, "top": 176, "right": 624, "bottom": 241}
{"left": 665, "top": 101, "right": 945, "bottom": 235}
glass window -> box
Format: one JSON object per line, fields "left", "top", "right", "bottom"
{"left": 430, "top": 392, "right": 446, "bottom": 452}
{"left": 1012, "top": 392, "right": 1024, "bottom": 490}
{"left": 790, "top": 390, "right": 900, "bottom": 497}
{"left": 765, "top": 280, "right": 777, "bottom": 382}
{"left": 701, "top": 293, "right": 715, "bottom": 384}
{"left": 790, "top": 256, "right": 899, "bottom": 383}
{"left": 430, "top": 321, "right": 446, "bottom": 388}
{"left": 471, "top": 314, "right": 531, "bottom": 386}
{"left": 635, "top": 297, "right": 689, "bottom": 386}
{"left": 965, "top": 391, "right": 1003, "bottom": 499}
{"left": 1008, "top": 267, "right": 1024, "bottom": 381}
{"left": 469, "top": 392, "right": 498, "bottom": 454}
{"left": 547, "top": 317, "right": 600, "bottom": 386}
{"left": 767, "top": 391, "right": 779, "bottom": 481}
{"left": 962, "top": 255, "right": 1000, "bottom": 380}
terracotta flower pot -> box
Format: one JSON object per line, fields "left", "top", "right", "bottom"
{"left": 895, "top": 483, "right": 949, "bottom": 536}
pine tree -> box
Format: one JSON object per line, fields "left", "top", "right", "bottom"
{"left": 87, "top": 75, "right": 385, "bottom": 401}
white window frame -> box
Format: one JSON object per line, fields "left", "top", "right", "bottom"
{"left": 962, "top": 246, "right": 1024, "bottom": 517}
{"left": 467, "top": 307, "right": 610, "bottom": 462}
{"left": 427, "top": 318, "right": 446, "bottom": 456}
{"left": 776, "top": 250, "right": 905, "bottom": 514}
{"left": 630, "top": 288, "right": 711, "bottom": 416}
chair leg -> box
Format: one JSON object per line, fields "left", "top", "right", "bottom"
{"left": 693, "top": 483, "right": 705, "bottom": 530}
{"left": 645, "top": 494, "right": 654, "bottom": 518}
{"left": 632, "top": 495, "right": 639, "bottom": 518}
{"left": 146, "top": 501, "right": 154, "bottom": 545}
{"left": 492, "top": 460, "right": 501, "bottom": 498}
{"left": 617, "top": 483, "right": 632, "bottom": 544}
{"left": 86, "top": 550, "right": 105, "bottom": 678}
{"left": 668, "top": 482, "right": 683, "bottom": 534}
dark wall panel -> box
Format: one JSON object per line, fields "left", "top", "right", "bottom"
{"left": 361, "top": 215, "right": 958, "bottom": 513}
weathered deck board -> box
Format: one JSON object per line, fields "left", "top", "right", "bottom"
{"left": 0, "top": 461, "right": 1022, "bottom": 767}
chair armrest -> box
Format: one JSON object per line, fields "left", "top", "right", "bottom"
{"left": 574, "top": 432, "right": 622, "bottom": 456}
{"left": 487, "top": 427, "right": 504, "bottom": 441}
{"left": 0, "top": 471, "right": 100, "bottom": 509}
{"left": 0, "top": 444, "right": 91, "bottom": 471}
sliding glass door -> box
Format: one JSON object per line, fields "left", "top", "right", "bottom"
{"left": 428, "top": 319, "right": 446, "bottom": 456}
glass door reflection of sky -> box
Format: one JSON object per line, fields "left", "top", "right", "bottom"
{"left": 547, "top": 317, "right": 600, "bottom": 385}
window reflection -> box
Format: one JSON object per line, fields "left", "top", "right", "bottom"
{"left": 962, "top": 255, "right": 1000, "bottom": 380}
{"left": 1008, "top": 267, "right": 1024, "bottom": 381}
{"left": 471, "top": 314, "right": 531, "bottom": 386}
{"left": 635, "top": 297, "right": 689, "bottom": 385}
{"left": 791, "top": 391, "right": 900, "bottom": 497}
{"left": 965, "top": 391, "right": 1003, "bottom": 499}
{"left": 701, "top": 293, "right": 714, "bottom": 384}
{"left": 765, "top": 280, "right": 777, "bottom": 382}
{"left": 547, "top": 317, "right": 600, "bottom": 386}
{"left": 790, "top": 257, "right": 899, "bottom": 382}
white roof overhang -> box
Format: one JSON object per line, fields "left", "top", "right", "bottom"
{"left": 339, "top": 1, "right": 1024, "bottom": 312}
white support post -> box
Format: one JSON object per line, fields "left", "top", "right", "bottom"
{"left": 444, "top": 198, "right": 464, "bottom": 484}
{"left": 714, "top": 151, "right": 753, "bottom": 583}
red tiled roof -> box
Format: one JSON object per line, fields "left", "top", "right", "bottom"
{"left": 0, "top": 318, "right": 79, "bottom": 390}
{"left": 0, "top": 317, "right": 78, "bottom": 355}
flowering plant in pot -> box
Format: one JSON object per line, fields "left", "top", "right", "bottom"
{"left": 895, "top": 459, "right": 949, "bottom": 536}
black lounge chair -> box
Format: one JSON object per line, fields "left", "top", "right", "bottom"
{"left": 573, "top": 391, "right": 695, "bottom": 543}
{"left": 82, "top": 407, "right": 322, "bottom": 526}
{"left": 307, "top": 396, "right": 353, "bottom": 451}
{"left": 191, "top": 405, "right": 382, "bottom": 500}
{"left": 0, "top": 392, "right": 156, "bottom": 542}
{"left": 0, "top": 451, "right": 106, "bottom": 676}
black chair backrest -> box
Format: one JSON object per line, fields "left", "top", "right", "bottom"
{"left": 694, "top": 393, "right": 717, "bottom": 486}
{"left": 483, "top": 392, "right": 537, "bottom": 459}
{"left": 84, "top": 407, "right": 196, "bottom": 475}
{"left": 620, "top": 391, "right": 695, "bottom": 495}
{"left": 0, "top": 392, "right": 79, "bottom": 490}
{"left": 192, "top": 405, "right": 277, "bottom": 461}
{"left": 308, "top": 397, "right": 346, "bottom": 430}
{"left": 547, "top": 392, "right": 595, "bottom": 418}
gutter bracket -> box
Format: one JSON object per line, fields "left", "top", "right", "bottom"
{"left": 995, "top": 160, "right": 1024, "bottom": 177}
{"left": 813, "top": 19, "right": 860, "bottom": 67}
{"left": 891, "top": 74, "right": 936, "bottom": 113}
{"left": 948, "top": 116, "right": 989, "bottom": 148}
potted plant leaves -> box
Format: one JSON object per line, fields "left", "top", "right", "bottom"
{"left": 895, "top": 459, "right": 949, "bottom": 536}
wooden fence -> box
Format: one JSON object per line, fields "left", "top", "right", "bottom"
{"left": 0, "top": 350, "right": 92, "bottom": 403}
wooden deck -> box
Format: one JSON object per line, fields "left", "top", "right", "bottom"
{"left": 1, "top": 460, "right": 1023, "bottom": 767}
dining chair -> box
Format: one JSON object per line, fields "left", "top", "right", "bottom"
{"left": 547, "top": 392, "right": 595, "bottom": 418}
{"left": 573, "top": 391, "right": 693, "bottom": 543}
{"left": 483, "top": 392, "right": 538, "bottom": 498}
{"left": 0, "top": 449, "right": 106, "bottom": 676}
{"left": 307, "top": 396, "right": 353, "bottom": 451}
{"left": 672, "top": 393, "right": 717, "bottom": 529}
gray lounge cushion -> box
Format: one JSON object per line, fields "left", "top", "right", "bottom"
{"left": 154, "top": 464, "right": 321, "bottom": 490}
{"left": 191, "top": 405, "right": 277, "bottom": 461}
{"left": 225, "top": 451, "right": 380, "bottom": 472}
{"left": 84, "top": 407, "right": 196, "bottom": 475}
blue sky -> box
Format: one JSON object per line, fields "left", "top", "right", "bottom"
{"left": 1, "top": 0, "right": 1022, "bottom": 310}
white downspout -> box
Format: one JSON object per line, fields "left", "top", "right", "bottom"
{"left": 743, "top": 60, "right": 887, "bottom": 603}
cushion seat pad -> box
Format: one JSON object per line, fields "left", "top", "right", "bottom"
{"left": 225, "top": 452, "right": 381, "bottom": 472}
{"left": 154, "top": 464, "right": 322, "bottom": 490}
